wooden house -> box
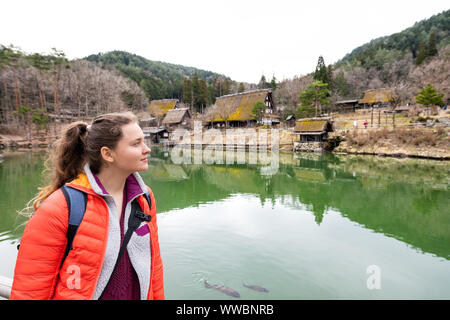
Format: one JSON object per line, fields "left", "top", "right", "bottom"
{"left": 143, "top": 126, "right": 169, "bottom": 144}
{"left": 359, "top": 88, "right": 395, "bottom": 107}
{"left": 292, "top": 117, "right": 333, "bottom": 152}
{"left": 206, "top": 89, "right": 279, "bottom": 128}
{"left": 162, "top": 107, "right": 192, "bottom": 130}
{"left": 294, "top": 118, "right": 333, "bottom": 142}
{"left": 334, "top": 100, "right": 359, "bottom": 113}
{"left": 139, "top": 116, "right": 157, "bottom": 128}
{"left": 148, "top": 99, "right": 181, "bottom": 125}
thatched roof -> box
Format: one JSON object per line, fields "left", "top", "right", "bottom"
{"left": 211, "top": 89, "right": 271, "bottom": 122}
{"left": 148, "top": 99, "right": 179, "bottom": 116}
{"left": 162, "top": 108, "right": 191, "bottom": 125}
{"left": 294, "top": 117, "right": 333, "bottom": 133}
{"left": 144, "top": 126, "right": 168, "bottom": 134}
{"left": 359, "top": 88, "right": 395, "bottom": 104}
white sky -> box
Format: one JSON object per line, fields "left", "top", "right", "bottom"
{"left": 1, "top": 0, "right": 448, "bottom": 83}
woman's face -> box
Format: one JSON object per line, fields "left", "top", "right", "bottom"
{"left": 108, "top": 122, "right": 151, "bottom": 173}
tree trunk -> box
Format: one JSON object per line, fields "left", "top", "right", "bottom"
{"left": 13, "top": 72, "right": 21, "bottom": 111}
{"left": 53, "top": 69, "right": 58, "bottom": 116}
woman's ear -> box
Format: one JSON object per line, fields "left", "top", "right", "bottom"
{"left": 100, "top": 146, "right": 115, "bottom": 164}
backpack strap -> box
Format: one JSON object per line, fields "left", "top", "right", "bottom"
{"left": 60, "top": 185, "right": 88, "bottom": 268}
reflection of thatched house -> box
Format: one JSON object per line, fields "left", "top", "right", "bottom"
{"left": 148, "top": 99, "right": 181, "bottom": 125}
{"left": 162, "top": 108, "right": 192, "bottom": 130}
{"left": 206, "top": 89, "right": 279, "bottom": 128}
{"left": 359, "top": 88, "right": 395, "bottom": 106}
{"left": 292, "top": 117, "right": 333, "bottom": 153}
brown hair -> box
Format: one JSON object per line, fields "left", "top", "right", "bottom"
{"left": 26, "top": 111, "right": 138, "bottom": 214}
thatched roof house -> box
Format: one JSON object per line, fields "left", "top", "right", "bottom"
{"left": 293, "top": 117, "right": 333, "bottom": 142}
{"left": 359, "top": 88, "right": 395, "bottom": 105}
{"left": 207, "top": 89, "right": 278, "bottom": 127}
{"left": 162, "top": 107, "right": 191, "bottom": 129}
{"left": 148, "top": 99, "right": 180, "bottom": 117}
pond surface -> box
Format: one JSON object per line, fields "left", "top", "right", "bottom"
{"left": 0, "top": 147, "right": 449, "bottom": 299}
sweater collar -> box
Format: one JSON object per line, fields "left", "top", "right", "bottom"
{"left": 70, "top": 163, "right": 148, "bottom": 203}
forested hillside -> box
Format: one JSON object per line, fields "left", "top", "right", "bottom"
{"left": 0, "top": 46, "right": 149, "bottom": 132}
{"left": 85, "top": 51, "right": 234, "bottom": 102}
{"left": 275, "top": 9, "right": 450, "bottom": 112}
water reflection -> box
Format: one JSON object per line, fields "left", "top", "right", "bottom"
{"left": 1, "top": 148, "right": 449, "bottom": 264}
{"left": 143, "top": 148, "right": 450, "bottom": 260}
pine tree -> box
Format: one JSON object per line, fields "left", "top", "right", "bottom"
{"left": 415, "top": 84, "right": 444, "bottom": 111}
{"left": 197, "top": 79, "right": 209, "bottom": 113}
{"left": 182, "top": 78, "right": 193, "bottom": 106}
{"left": 326, "top": 65, "right": 334, "bottom": 92}
{"left": 427, "top": 31, "right": 438, "bottom": 57}
{"left": 270, "top": 75, "right": 277, "bottom": 91}
{"left": 313, "top": 56, "right": 329, "bottom": 84}
{"left": 416, "top": 41, "right": 427, "bottom": 65}
{"left": 258, "top": 75, "right": 268, "bottom": 89}
{"left": 299, "top": 80, "right": 330, "bottom": 117}
{"left": 238, "top": 82, "right": 245, "bottom": 93}
{"left": 334, "top": 71, "right": 349, "bottom": 98}
{"left": 191, "top": 72, "right": 200, "bottom": 111}
{"left": 222, "top": 78, "right": 231, "bottom": 95}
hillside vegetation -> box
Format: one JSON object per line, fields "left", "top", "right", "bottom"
{"left": 86, "top": 51, "right": 232, "bottom": 101}
{"left": 275, "top": 9, "right": 450, "bottom": 110}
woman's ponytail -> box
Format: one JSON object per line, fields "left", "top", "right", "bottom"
{"left": 31, "top": 121, "right": 88, "bottom": 211}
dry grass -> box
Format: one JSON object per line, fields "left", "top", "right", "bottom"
{"left": 345, "top": 127, "right": 449, "bottom": 149}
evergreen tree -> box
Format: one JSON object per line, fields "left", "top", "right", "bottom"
{"left": 251, "top": 101, "right": 266, "bottom": 121}
{"left": 313, "top": 56, "right": 329, "bottom": 84}
{"left": 208, "top": 84, "right": 216, "bottom": 104}
{"left": 326, "top": 65, "right": 334, "bottom": 92}
{"left": 333, "top": 71, "right": 349, "bottom": 98}
{"left": 299, "top": 80, "right": 330, "bottom": 117}
{"left": 222, "top": 78, "right": 231, "bottom": 95}
{"left": 182, "top": 78, "right": 193, "bottom": 106}
{"left": 197, "top": 78, "right": 209, "bottom": 112}
{"left": 258, "top": 75, "right": 268, "bottom": 89}
{"left": 238, "top": 82, "right": 245, "bottom": 93}
{"left": 427, "top": 30, "right": 438, "bottom": 57}
{"left": 415, "top": 41, "right": 427, "bottom": 65}
{"left": 270, "top": 75, "right": 277, "bottom": 91}
{"left": 415, "top": 84, "right": 444, "bottom": 110}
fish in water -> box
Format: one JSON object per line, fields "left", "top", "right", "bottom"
{"left": 204, "top": 280, "right": 240, "bottom": 298}
{"left": 243, "top": 283, "right": 269, "bottom": 293}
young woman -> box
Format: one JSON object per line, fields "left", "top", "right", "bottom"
{"left": 10, "top": 112, "right": 164, "bottom": 300}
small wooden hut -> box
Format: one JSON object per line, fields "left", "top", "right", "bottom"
{"left": 292, "top": 117, "right": 333, "bottom": 152}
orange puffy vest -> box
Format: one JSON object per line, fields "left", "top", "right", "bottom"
{"left": 10, "top": 173, "right": 164, "bottom": 300}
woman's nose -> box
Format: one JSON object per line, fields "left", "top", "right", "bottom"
{"left": 143, "top": 143, "right": 151, "bottom": 154}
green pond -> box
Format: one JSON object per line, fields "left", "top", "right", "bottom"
{"left": 0, "top": 147, "right": 449, "bottom": 299}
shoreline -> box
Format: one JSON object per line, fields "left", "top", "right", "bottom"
{"left": 1, "top": 144, "right": 448, "bottom": 162}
